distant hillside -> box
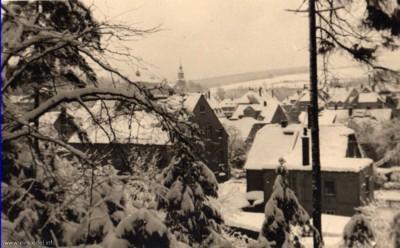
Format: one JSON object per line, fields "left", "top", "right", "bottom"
{"left": 192, "top": 66, "right": 309, "bottom": 89}
{"left": 191, "top": 65, "right": 369, "bottom": 90}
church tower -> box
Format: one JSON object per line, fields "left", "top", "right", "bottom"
{"left": 174, "top": 64, "right": 187, "bottom": 92}
{"left": 177, "top": 64, "right": 185, "bottom": 83}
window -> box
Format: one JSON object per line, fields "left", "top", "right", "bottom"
{"left": 217, "top": 128, "right": 224, "bottom": 139}
{"left": 324, "top": 180, "right": 336, "bottom": 196}
{"left": 199, "top": 105, "right": 206, "bottom": 114}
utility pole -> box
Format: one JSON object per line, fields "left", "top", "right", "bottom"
{"left": 308, "top": 0, "right": 322, "bottom": 247}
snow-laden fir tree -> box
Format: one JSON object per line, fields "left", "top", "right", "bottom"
{"left": 157, "top": 151, "right": 230, "bottom": 247}
{"left": 342, "top": 213, "right": 375, "bottom": 248}
{"left": 257, "top": 158, "right": 310, "bottom": 248}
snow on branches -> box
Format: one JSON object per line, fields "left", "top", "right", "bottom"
{"left": 342, "top": 213, "right": 375, "bottom": 247}
{"left": 257, "top": 159, "right": 310, "bottom": 247}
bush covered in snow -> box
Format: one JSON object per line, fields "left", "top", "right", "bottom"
{"left": 342, "top": 214, "right": 375, "bottom": 247}
{"left": 356, "top": 201, "right": 394, "bottom": 248}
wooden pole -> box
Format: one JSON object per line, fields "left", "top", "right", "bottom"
{"left": 308, "top": 0, "right": 323, "bottom": 247}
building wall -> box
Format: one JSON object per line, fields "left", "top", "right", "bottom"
{"left": 354, "top": 102, "right": 385, "bottom": 109}
{"left": 246, "top": 165, "right": 373, "bottom": 216}
{"left": 270, "top": 106, "right": 289, "bottom": 124}
{"left": 191, "top": 95, "right": 229, "bottom": 177}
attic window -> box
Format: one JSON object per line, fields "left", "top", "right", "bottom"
{"left": 199, "top": 105, "right": 206, "bottom": 113}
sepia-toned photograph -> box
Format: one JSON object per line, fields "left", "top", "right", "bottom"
{"left": 2, "top": 0, "right": 400, "bottom": 247}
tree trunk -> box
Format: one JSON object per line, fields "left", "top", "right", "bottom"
{"left": 308, "top": 0, "right": 323, "bottom": 247}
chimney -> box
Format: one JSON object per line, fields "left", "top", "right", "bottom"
{"left": 259, "top": 87, "right": 262, "bottom": 97}
{"left": 271, "top": 89, "right": 274, "bottom": 98}
{"left": 302, "top": 128, "right": 310, "bottom": 166}
{"left": 348, "top": 107, "right": 353, "bottom": 117}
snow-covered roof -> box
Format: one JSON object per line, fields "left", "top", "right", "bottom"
{"left": 328, "top": 87, "right": 354, "bottom": 103}
{"left": 183, "top": 93, "right": 201, "bottom": 112}
{"left": 221, "top": 117, "right": 262, "bottom": 141}
{"left": 207, "top": 96, "right": 222, "bottom": 109}
{"left": 229, "top": 99, "right": 282, "bottom": 122}
{"left": 230, "top": 104, "right": 260, "bottom": 120}
{"left": 319, "top": 108, "right": 392, "bottom": 124}
{"left": 295, "top": 90, "right": 326, "bottom": 107}
{"left": 245, "top": 124, "right": 372, "bottom": 172}
{"left": 69, "top": 110, "right": 170, "bottom": 145}
{"left": 233, "top": 91, "right": 261, "bottom": 105}
{"left": 40, "top": 94, "right": 207, "bottom": 145}
{"left": 165, "top": 93, "right": 201, "bottom": 112}
{"left": 245, "top": 124, "right": 297, "bottom": 170}
{"left": 358, "top": 92, "right": 383, "bottom": 103}
{"left": 219, "top": 98, "right": 236, "bottom": 108}
{"left": 259, "top": 101, "right": 281, "bottom": 123}
{"left": 38, "top": 100, "right": 170, "bottom": 145}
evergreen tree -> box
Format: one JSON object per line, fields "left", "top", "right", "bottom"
{"left": 258, "top": 160, "right": 310, "bottom": 247}
{"left": 2, "top": 0, "right": 100, "bottom": 97}
{"left": 157, "top": 152, "right": 228, "bottom": 247}
{"left": 342, "top": 214, "right": 375, "bottom": 248}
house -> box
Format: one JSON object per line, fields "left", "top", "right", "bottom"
{"left": 230, "top": 100, "right": 288, "bottom": 123}
{"left": 316, "top": 108, "right": 393, "bottom": 125}
{"left": 219, "top": 98, "right": 237, "bottom": 118}
{"left": 326, "top": 87, "right": 358, "bottom": 109}
{"left": 39, "top": 93, "right": 229, "bottom": 179}
{"left": 244, "top": 123, "right": 374, "bottom": 216}
{"left": 351, "top": 91, "right": 386, "bottom": 109}
{"left": 206, "top": 96, "right": 226, "bottom": 118}
{"left": 232, "top": 91, "right": 264, "bottom": 105}
{"left": 281, "top": 89, "right": 327, "bottom": 123}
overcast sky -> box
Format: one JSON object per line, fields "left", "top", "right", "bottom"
{"left": 84, "top": 0, "right": 399, "bottom": 81}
